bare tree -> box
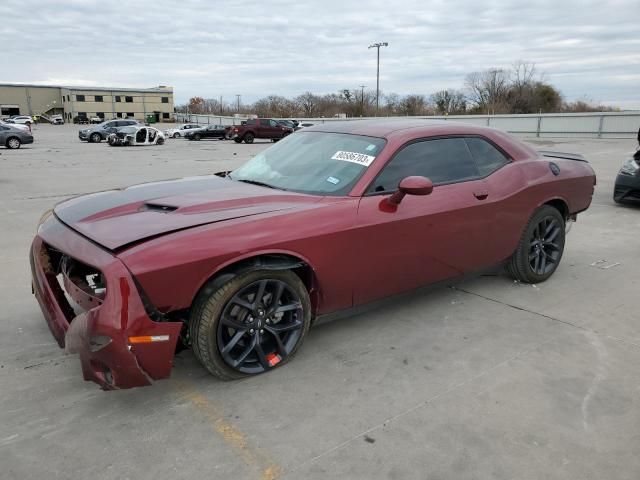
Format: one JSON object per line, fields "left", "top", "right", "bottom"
{"left": 431, "top": 89, "right": 467, "bottom": 114}
{"left": 465, "top": 69, "right": 510, "bottom": 113}
{"left": 511, "top": 60, "right": 537, "bottom": 91}
{"left": 295, "top": 92, "right": 319, "bottom": 117}
{"left": 399, "top": 94, "right": 428, "bottom": 116}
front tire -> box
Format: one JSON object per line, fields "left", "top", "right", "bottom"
{"left": 6, "top": 137, "right": 21, "bottom": 149}
{"left": 194, "top": 133, "right": 201, "bottom": 141}
{"left": 190, "top": 270, "right": 311, "bottom": 380}
{"left": 173, "top": 132, "right": 180, "bottom": 138}
{"left": 507, "top": 205, "right": 565, "bottom": 283}
{"left": 90, "top": 133, "right": 102, "bottom": 143}
{"left": 234, "top": 138, "right": 242, "bottom": 143}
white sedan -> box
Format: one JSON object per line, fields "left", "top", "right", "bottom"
{"left": 163, "top": 124, "right": 202, "bottom": 138}
{"left": 107, "top": 126, "right": 165, "bottom": 146}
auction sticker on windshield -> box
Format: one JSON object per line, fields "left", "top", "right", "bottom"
{"left": 331, "top": 151, "right": 376, "bottom": 167}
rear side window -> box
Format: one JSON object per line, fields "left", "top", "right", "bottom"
{"left": 370, "top": 138, "right": 479, "bottom": 193}
{"left": 465, "top": 137, "right": 510, "bottom": 176}
{"left": 260, "top": 119, "right": 270, "bottom": 126}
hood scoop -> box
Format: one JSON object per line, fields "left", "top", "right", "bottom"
{"left": 141, "top": 203, "right": 178, "bottom": 213}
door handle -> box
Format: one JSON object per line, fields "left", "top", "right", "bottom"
{"left": 473, "top": 190, "right": 489, "bottom": 200}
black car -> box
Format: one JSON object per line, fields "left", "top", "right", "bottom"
{"left": 277, "top": 119, "right": 297, "bottom": 130}
{"left": 614, "top": 150, "right": 640, "bottom": 203}
{"left": 185, "top": 125, "right": 228, "bottom": 141}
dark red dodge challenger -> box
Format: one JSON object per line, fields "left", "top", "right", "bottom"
{"left": 30, "top": 120, "right": 596, "bottom": 389}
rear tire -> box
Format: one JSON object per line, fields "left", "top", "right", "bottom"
{"left": 243, "top": 133, "right": 254, "bottom": 144}
{"left": 6, "top": 137, "right": 21, "bottom": 149}
{"left": 156, "top": 137, "right": 165, "bottom": 145}
{"left": 234, "top": 138, "right": 242, "bottom": 143}
{"left": 507, "top": 205, "right": 565, "bottom": 283}
{"left": 190, "top": 269, "right": 311, "bottom": 380}
{"left": 194, "top": 133, "right": 201, "bottom": 141}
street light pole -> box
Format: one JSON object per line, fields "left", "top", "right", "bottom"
{"left": 368, "top": 42, "right": 388, "bottom": 115}
{"left": 236, "top": 94, "right": 241, "bottom": 113}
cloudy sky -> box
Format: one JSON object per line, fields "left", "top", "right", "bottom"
{"left": 2, "top": 0, "right": 639, "bottom": 108}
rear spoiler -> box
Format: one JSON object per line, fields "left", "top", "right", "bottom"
{"left": 538, "top": 150, "right": 587, "bottom": 162}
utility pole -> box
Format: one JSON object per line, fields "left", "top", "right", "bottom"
{"left": 220, "top": 95, "right": 223, "bottom": 115}
{"left": 236, "top": 94, "right": 241, "bottom": 113}
{"left": 368, "top": 42, "right": 388, "bottom": 115}
{"left": 359, "top": 85, "right": 366, "bottom": 117}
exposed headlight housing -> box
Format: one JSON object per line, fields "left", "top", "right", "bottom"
{"left": 620, "top": 157, "right": 640, "bottom": 176}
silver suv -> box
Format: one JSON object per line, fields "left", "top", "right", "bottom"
{"left": 78, "top": 119, "right": 139, "bottom": 143}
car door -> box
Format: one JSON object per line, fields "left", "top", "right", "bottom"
{"left": 353, "top": 137, "right": 493, "bottom": 305}
{"left": 257, "top": 119, "right": 272, "bottom": 138}
{"left": 463, "top": 136, "right": 526, "bottom": 265}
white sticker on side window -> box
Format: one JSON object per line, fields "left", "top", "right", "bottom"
{"left": 331, "top": 150, "right": 376, "bottom": 166}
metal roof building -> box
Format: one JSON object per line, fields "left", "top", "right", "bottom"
{"left": 0, "top": 83, "right": 174, "bottom": 123}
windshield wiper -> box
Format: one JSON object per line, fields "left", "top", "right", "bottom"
{"left": 235, "top": 179, "right": 281, "bottom": 190}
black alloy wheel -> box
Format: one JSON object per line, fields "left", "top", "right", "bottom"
{"left": 190, "top": 270, "right": 311, "bottom": 379}
{"left": 528, "top": 216, "right": 562, "bottom": 275}
{"left": 507, "top": 205, "right": 565, "bottom": 283}
{"left": 194, "top": 133, "right": 201, "bottom": 141}
{"left": 244, "top": 132, "right": 254, "bottom": 144}
{"left": 217, "top": 279, "right": 304, "bottom": 374}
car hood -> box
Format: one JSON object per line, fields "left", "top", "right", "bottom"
{"left": 54, "top": 175, "right": 321, "bottom": 250}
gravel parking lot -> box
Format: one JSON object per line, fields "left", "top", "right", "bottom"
{"left": 1, "top": 123, "right": 639, "bottom": 480}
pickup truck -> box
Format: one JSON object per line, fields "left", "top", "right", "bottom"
{"left": 229, "top": 118, "right": 294, "bottom": 144}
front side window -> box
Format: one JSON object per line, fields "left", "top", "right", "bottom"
{"left": 231, "top": 132, "right": 386, "bottom": 195}
{"left": 465, "top": 137, "right": 510, "bottom": 176}
{"left": 246, "top": 119, "right": 257, "bottom": 126}
{"left": 260, "top": 119, "right": 270, "bottom": 126}
{"left": 369, "top": 137, "right": 479, "bottom": 193}
{"left": 269, "top": 120, "right": 280, "bottom": 127}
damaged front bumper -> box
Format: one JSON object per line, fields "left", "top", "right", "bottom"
{"left": 30, "top": 215, "right": 182, "bottom": 390}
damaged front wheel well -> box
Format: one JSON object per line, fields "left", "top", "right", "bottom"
{"left": 187, "top": 254, "right": 319, "bottom": 334}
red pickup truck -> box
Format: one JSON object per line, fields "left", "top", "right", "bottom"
{"left": 230, "top": 118, "right": 294, "bottom": 144}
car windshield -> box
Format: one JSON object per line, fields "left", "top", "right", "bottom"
{"left": 118, "top": 126, "right": 138, "bottom": 134}
{"left": 230, "top": 132, "right": 386, "bottom": 195}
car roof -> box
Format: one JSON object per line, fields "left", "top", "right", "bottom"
{"left": 305, "top": 119, "right": 537, "bottom": 159}
{"left": 304, "top": 119, "right": 479, "bottom": 137}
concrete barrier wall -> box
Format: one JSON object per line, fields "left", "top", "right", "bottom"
{"left": 175, "top": 112, "right": 640, "bottom": 138}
